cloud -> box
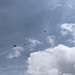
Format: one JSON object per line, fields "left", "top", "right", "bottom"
{"left": 7, "top": 46, "right": 24, "bottom": 59}
{"left": 67, "top": 0, "right": 75, "bottom": 9}
{"left": 60, "top": 23, "right": 75, "bottom": 36}
{"left": 26, "top": 44, "right": 75, "bottom": 75}
{"left": 60, "top": 23, "right": 74, "bottom": 32}
{"left": 63, "top": 73, "right": 73, "bottom": 75}
{"left": 26, "top": 51, "right": 60, "bottom": 75}
{"left": 60, "top": 23, "right": 75, "bottom": 44}
{"left": 60, "top": 30, "right": 69, "bottom": 36}
{"left": 28, "top": 38, "right": 42, "bottom": 47}
{"left": 67, "top": 4, "right": 74, "bottom": 9}
{"left": 26, "top": 38, "right": 43, "bottom": 51}
{"left": 66, "top": 39, "right": 75, "bottom": 44}
{"left": 52, "top": 4, "right": 62, "bottom": 9}
{"left": 46, "top": 35, "right": 55, "bottom": 47}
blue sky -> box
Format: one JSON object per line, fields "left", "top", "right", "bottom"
{"left": 1, "top": 0, "right": 75, "bottom": 75}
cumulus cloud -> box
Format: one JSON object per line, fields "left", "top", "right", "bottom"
{"left": 60, "top": 23, "right": 75, "bottom": 36}
{"left": 26, "top": 44, "right": 75, "bottom": 75}
{"left": 60, "top": 23, "right": 75, "bottom": 44}
{"left": 7, "top": 46, "right": 24, "bottom": 59}
{"left": 61, "top": 23, "right": 74, "bottom": 31}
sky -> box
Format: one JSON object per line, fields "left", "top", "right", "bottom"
{"left": 1, "top": 0, "right": 75, "bottom": 75}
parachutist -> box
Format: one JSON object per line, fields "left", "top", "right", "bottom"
{"left": 13, "top": 45, "right": 16, "bottom": 47}
{"left": 23, "top": 43, "right": 25, "bottom": 45}
{"left": 44, "top": 30, "right": 46, "bottom": 32}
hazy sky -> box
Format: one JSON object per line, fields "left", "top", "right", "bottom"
{"left": 1, "top": 0, "right": 75, "bottom": 75}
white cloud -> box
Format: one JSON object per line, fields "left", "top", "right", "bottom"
{"left": 61, "top": 30, "right": 68, "bottom": 36}
{"left": 61, "top": 23, "right": 74, "bottom": 32}
{"left": 60, "top": 23, "right": 75, "bottom": 36}
{"left": 60, "top": 23, "right": 75, "bottom": 44}
{"left": 26, "top": 38, "right": 42, "bottom": 51}
{"left": 28, "top": 38, "right": 42, "bottom": 47}
{"left": 46, "top": 36, "right": 55, "bottom": 47}
{"left": 26, "top": 51, "right": 60, "bottom": 75}
{"left": 7, "top": 46, "right": 24, "bottom": 59}
{"left": 26, "top": 44, "right": 75, "bottom": 75}
{"left": 63, "top": 73, "right": 73, "bottom": 75}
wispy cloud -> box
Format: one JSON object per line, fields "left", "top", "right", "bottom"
{"left": 46, "top": 35, "right": 55, "bottom": 47}
{"left": 26, "top": 38, "right": 43, "bottom": 51}
{"left": 7, "top": 46, "right": 24, "bottom": 59}
{"left": 28, "top": 38, "right": 43, "bottom": 47}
